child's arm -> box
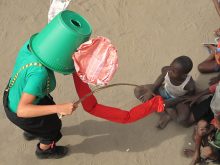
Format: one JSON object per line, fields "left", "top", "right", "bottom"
{"left": 138, "top": 67, "right": 167, "bottom": 103}
{"left": 190, "top": 132, "right": 203, "bottom": 165}
{"left": 151, "top": 66, "right": 169, "bottom": 92}
{"left": 182, "top": 79, "right": 220, "bottom": 107}
{"left": 183, "top": 88, "right": 213, "bottom": 107}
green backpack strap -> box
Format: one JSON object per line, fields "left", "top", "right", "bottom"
{"left": 7, "top": 62, "right": 50, "bottom": 93}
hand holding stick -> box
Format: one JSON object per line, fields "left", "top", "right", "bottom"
{"left": 58, "top": 83, "right": 156, "bottom": 119}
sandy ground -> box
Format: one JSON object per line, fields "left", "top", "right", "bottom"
{"left": 0, "top": 0, "right": 220, "bottom": 164}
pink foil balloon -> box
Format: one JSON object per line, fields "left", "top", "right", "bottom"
{"left": 73, "top": 36, "right": 118, "bottom": 86}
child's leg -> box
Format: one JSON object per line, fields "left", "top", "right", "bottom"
{"left": 198, "top": 59, "right": 219, "bottom": 73}
{"left": 198, "top": 56, "right": 220, "bottom": 73}
{"left": 156, "top": 109, "right": 172, "bottom": 129}
{"left": 164, "top": 107, "right": 177, "bottom": 121}
{"left": 161, "top": 103, "right": 190, "bottom": 127}
{"left": 134, "top": 84, "right": 154, "bottom": 102}
{"left": 198, "top": 45, "right": 220, "bottom": 73}
{"left": 175, "top": 103, "right": 191, "bottom": 125}
{"left": 180, "top": 112, "right": 196, "bottom": 127}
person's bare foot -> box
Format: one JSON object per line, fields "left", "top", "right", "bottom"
{"left": 183, "top": 149, "right": 195, "bottom": 158}
{"left": 156, "top": 113, "right": 171, "bottom": 129}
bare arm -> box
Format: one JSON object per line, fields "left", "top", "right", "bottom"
{"left": 17, "top": 93, "right": 77, "bottom": 118}
{"left": 194, "top": 88, "right": 211, "bottom": 98}
{"left": 190, "top": 133, "right": 202, "bottom": 165}
{"left": 137, "top": 66, "right": 169, "bottom": 102}
{"left": 183, "top": 88, "right": 212, "bottom": 106}
{"left": 152, "top": 66, "right": 169, "bottom": 92}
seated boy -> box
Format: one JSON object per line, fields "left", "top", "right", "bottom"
{"left": 134, "top": 56, "right": 195, "bottom": 129}
{"left": 184, "top": 116, "right": 220, "bottom": 165}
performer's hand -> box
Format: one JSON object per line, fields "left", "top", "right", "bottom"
{"left": 57, "top": 103, "right": 78, "bottom": 116}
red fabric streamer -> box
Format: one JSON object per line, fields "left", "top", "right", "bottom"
{"left": 73, "top": 73, "right": 164, "bottom": 124}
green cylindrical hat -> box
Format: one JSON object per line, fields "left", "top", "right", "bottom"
{"left": 29, "top": 10, "right": 92, "bottom": 74}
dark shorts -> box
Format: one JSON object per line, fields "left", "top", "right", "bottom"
{"left": 157, "top": 86, "right": 175, "bottom": 100}
{"left": 191, "top": 96, "right": 214, "bottom": 123}
{"left": 3, "top": 88, "right": 62, "bottom": 144}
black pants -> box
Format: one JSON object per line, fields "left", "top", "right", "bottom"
{"left": 191, "top": 96, "right": 214, "bottom": 123}
{"left": 3, "top": 88, "right": 62, "bottom": 144}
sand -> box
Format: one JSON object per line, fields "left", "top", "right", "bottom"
{"left": 0, "top": 0, "right": 220, "bottom": 164}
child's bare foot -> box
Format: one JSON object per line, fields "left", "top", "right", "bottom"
{"left": 156, "top": 113, "right": 171, "bottom": 129}
{"left": 183, "top": 149, "right": 195, "bottom": 157}
{"left": 214, "top": 28, "right": 220, "bottom": 37}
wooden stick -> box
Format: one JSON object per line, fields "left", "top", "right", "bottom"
{"left": 58, "top": 83, "right": 155, "bottom": 119}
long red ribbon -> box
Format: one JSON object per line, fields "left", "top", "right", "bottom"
{"left": 73, "top": 73, "right": 164, "bottom": 124}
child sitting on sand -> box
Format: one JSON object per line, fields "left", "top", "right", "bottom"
{"left": 134, "top": 56, "right": 195, "bottom": 129}
{"left": 184, "top": 117, "right": 220, "bottom": 165}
